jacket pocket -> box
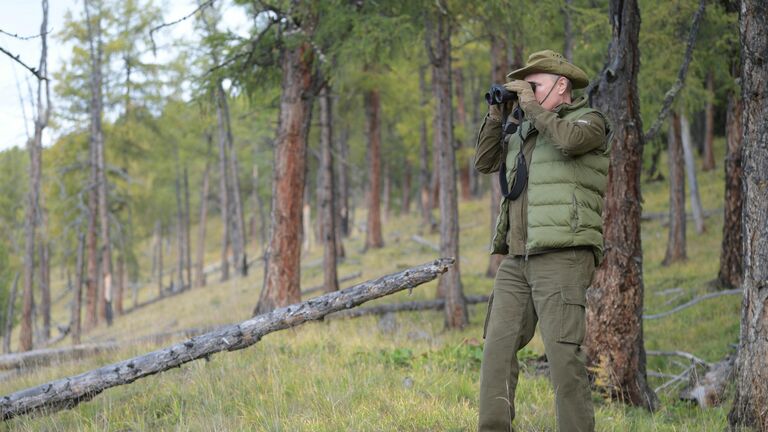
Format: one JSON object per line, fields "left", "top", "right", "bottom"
{"left": 482, "top": 291, "right": 495, "bottom": 339}
{"left": 558, "top": 284, "right": 586, "bottom": 345}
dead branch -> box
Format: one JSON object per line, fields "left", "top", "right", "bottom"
{"left": 0, "top": 258, "right": 453, "bottom": 420}
{"left": 643, "top": 0, "right": 706, "bottom": 142}
{"left": 646, "top": 350, "right": 710, "bottom": 367}
{"left": 0, "top": 28, "right": 51, "bottom": 40}
{"left": 330, "top": 294, "right": 488, "bottom": 319}
{"left": 411, "top": 235, "right": 439, "bottom": 252}
{"left": 301, "top": 272, "right": 363, "bottom": 296}
{"left": 655, "top": 364, "right": 695, "bottom": 393}
{"left": 0, "top": 46, "right": 47, "bottom": 81}
{"left": 680, "top": 353, "right": 735, "bottom": 408}
{"left": 149, "top": 0, "right": 215, "bottom": 54}
{"left": 643, "top": 289, "right": 741, "bottom": 320}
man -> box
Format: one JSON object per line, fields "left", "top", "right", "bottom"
{"left": 475, "top": 50, "right": 611, "bottom": 432}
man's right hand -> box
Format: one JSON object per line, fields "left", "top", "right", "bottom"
{"left": 488, "top": 101, "right": 514, "bottom": 122}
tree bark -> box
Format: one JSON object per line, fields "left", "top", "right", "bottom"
{"left": 219, "top": 84, "right": 247, "bottom": 277}
{"left": 663, "top": 114, "right": 687, "bottom": 265}
{"left": 336, "top": 126, "right": 350, "bottom": 238}
{"left": 254, "top": 37, "right": 317, "bottom": 316}
{"left": 215, "top": 85, "right": 231, "bottom": 282}
{"left": 680, "top": 113, "right": 706, "bottom": 234}
{"left": 401, "top": 158, "right": 412, "bottom": 215}
{"left": 418, "top": 65, "right": 433, "bottom": 232}
{"left": 584, "top": 0, "right": 658, "bottom": 410}
{"left": 728, "top": 0, "right": 768, "bottom": 428}
{"left": 364, "top": 86, "right": 384, "bottom": 250}
{"left": 155, "top": 221, "right": 163, "bottom": 298}
{"left": 184, "top": 166, "right": 192, "bottom": 288}
{"left": 427, "top": 4, "right": 467, "bottom": 329}
{"left": 174, "top": 153, "right": 185, "bottom": 291}
{"left": 71, "top": 232, "right": 85, "bottom": 346}
{"left": 195, "top": 157, "right": 210, "bottom": 288}
{"left": 717, "top": 75, "right": 743, "bottom": 289}
{"left": 563, "top": 0, "right": 574, "bottom": 61}
{"left": 3, "top": 274, "right": 19, "bottom": 353}
{"left": 453, "top": 66, "right": 471, "bottom": 202}
{"left": 702, "top": 71, "right": 716, "bottom": 171}
{"left": 319, "top": 84, "right": 339, "bottom": 293}
{"left": 114, "top": 254, "right": 124, "bottom": 316}
{"left": 0, "top": 259, "right": 453, "bottom": 420}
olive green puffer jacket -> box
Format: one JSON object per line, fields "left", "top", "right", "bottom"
{"left": 475, "top": 96, "right": 611, "bottom": 264}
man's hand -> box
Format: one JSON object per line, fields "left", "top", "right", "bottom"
{"left": 488, "top": 104, "right": 503, "bottom": 122}
{"left": 504, "top": 80, "right": 545, "bottom": 118}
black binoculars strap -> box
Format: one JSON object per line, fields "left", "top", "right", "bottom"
{"left": 498, "top": 107, "right": 528, "bottom": 201}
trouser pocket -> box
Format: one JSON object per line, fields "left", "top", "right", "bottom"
{"left": 482, "top": 291, "right": 494, "bottom": 339}
{"left": 558, "top": 284, "right": 586, "bottom": 345}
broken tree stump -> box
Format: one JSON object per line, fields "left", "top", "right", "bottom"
{"left": 0, "top": 258, "right": 453, "bottom": 420}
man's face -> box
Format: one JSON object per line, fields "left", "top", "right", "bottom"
{"left": 524, "top": 73, "right": 565, "bottom": 111}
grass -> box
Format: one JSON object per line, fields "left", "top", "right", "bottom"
{"left": 0, "top": 137, "right": 741, "bottom": 431}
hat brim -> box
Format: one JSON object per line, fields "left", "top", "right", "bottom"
{"left": 507, "top": 64, "right": 590, "bottom": 89}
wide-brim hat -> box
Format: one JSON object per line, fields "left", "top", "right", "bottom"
{"left": 507, "top": 50, "right": 590, "bottom": 89}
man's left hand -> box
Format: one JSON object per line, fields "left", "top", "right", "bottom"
{"left": 504, "top": 80, "right": 545, "bottom": 118}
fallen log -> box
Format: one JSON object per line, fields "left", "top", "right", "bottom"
{"left": 300, "top": 272, "right": 363, "bottom": 297}
{"left": 643, "top": 289, "right": 741, "bottom": 320}
{"left": 0, "top": 327, "right": 219, "bottom": 371}
{"left": 0, "top": 258, "right": 453, "bottom": 420}
{"left": 331, "top": 294, "right": 489, "bottom": 319}
{"left": 679, "top": 353, "right": 735, "bottom": 408}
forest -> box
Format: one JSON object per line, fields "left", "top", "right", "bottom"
{"left": 0, "top": 0, "right": 766, "bottom": 430}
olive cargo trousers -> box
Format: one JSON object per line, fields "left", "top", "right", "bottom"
{"left": 478, "top": 248, "right": 595, "bottom": 432}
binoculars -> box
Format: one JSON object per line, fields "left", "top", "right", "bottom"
{"left": 485, "top": 82, "right": 536, "bottom": 105}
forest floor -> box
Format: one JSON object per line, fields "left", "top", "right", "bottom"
{"left": 0, "top": 139, "right": 741, "bottom": 431}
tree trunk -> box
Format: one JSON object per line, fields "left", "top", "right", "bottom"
{"left": 663, "top": 114, "right": 687, "bottom": 265}
{"left": 20, "top": 135, "right": 39, "bottom": 351}
{"left": 485, "top": 35, "right": 510, "bottom": 278}
{"left": 215, "top": 85, "right": 231, "bottom": 282}
{"left": 195, "top": 159, "right": 210, "bottom": 288}
{"left": 252, "top": 164, "right": 268, "bottom": 251}
{"left": 728, "top": 1, "right": 768, "bottom": 428}
{"left": 3, "top": 274, "right": 19, "bottom": 353}
{"left": 680, "top": 113, "right": 706, "bottom": 234}
{"left": 336, "top": 126, "right": 350, "bottom": 238}
{"left": 364, "top": 86, "right": 384, "bottom": 250}
{"left": 174, "top": 155, "right": 185, "bottom": 291}
{"left": 71, "top": 233, "right": 84, "bottom": 345}
{"left": 0, "top": 259, "right": 453, "bottom": 421}
{"left": 155, "top": 221, "right": 163, "bottom": 298}
{"left": 382, "top": 161, "right": 390, "bottom": 224}
{"left": 319, "top": 84, "right": 339, "bottom": 293}
{"left": 702, "top": 70, "right": 716, "bottom": 171}
{"left": 717, "top": 75, "right": 743, "bottom": 289}
{"left": 114, "top": 254, "right": 124, "bottom": 316}
{"left": 38, "top": 222, "right": 50, "bottom": 342}
{"left": 219, "top": 84, "right": 247, "bottom": 276}
{"left": 418, "top": 65, "right": 433, "bottom": 232}
{"left": 584, "top": 0, "right": 658, "bottom": 410}
{"left": 563, "top": 0, "right": 574, "bottom": 61}
{"left": 254, "top": 38, "right": 316, "bottom": 315}
{"left": 184, "top": 166, "right": 192, "bottom": 288}
{"left": 427, "top": 4, "right": 467, "bottom": 328}
{"left": 453, "top": 66, "right": 472, "bottom": 202}
{"left": 302, "top": 187, "right": 312, "bottom": 252}
{"left": 401, "top": 158, "right": 411, "bottom": 215}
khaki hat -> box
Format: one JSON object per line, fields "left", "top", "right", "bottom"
{"left": 507, "top": 50, "right": 590, "bottom": 89}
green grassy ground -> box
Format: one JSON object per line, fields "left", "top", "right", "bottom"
{"left": 0, "top": 139, "right": 740, "bottom": 431}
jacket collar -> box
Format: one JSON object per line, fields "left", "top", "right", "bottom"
{"left": 553, "top": 96, "right": 588, "bottom": 117}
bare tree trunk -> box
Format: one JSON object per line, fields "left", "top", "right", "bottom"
{"left": 302, "top": 187, "right": 312, "bottom": 253}
{"left": 184, "top": 166, "right": 192, "bottom": 288}
{"left": 155, "top": 221, "right": 163, "bottom": 298}
{"left": 418, "top": 65, "right": 433, "bottom": 232}
{"left": 702, "top": 71, "right": 716, "bottom": 171}
{"left": 717, "top": 69, "right": 743, "bottom": 290}
{"left": 401, "top": 158, "right": 411, "bottom": 215}
{"left": 364, "top": 86, "right": 384, "bottom": 249}
{"left": 71, "top": 233, "right": 84, "bottom": 345}
{"left": 319, "top": 84, "right": 339, "bottom": 293}
{"left": 114, "top": 253, "right": 124, "bottom": 316}
{"left": 663, "top": 114, "right": 687, "bottom": 265}
{"left": 382, "top": 161, "right": 390, "bottom": 225}
{"left": 218, "top": 84, "right": 247, "bottom": 276}
{"left": 680, "top": 113, "right": 706, "bottom": 234}
{"left": 38, "top": 221, "right": 50, "bottom": 341}
{"left": 215, "top": 88, "right": 231, "bottom": 283}
{"left": 562, "top": 0, "right": 574, "bottom": 60}
{"left": 254, "top": 37, "right": 317, "bottom": 315}
{"left": 662, "top": 112, "right": 688, "bottom": 266}
{"left": 728, "top": 1, "right": 768, "bottom": 428}
{"left": 584, "top": 0, "right": 658, "bottom": 410}
{"left": 335, "top": 126, "right": 350, "bottom": 238}
{"left": 485, "top": 35, "right": 509, "bottom": 278}
{"left": 3, "top": 274, "right": 19, "bottom": 353}
{"left": 427, "top": 3, "right": 467, "bottom": 328}
{"left": 454, "top": 66, "right": 471, "bottom": 202}
{"left": 174, "top": 156, "right": 184, "bottom": 291}
{"left": 195, "top": 159, "right": 210, "bottom": 288}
